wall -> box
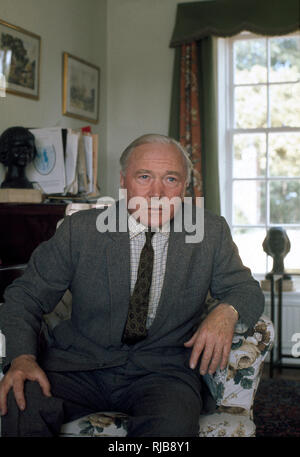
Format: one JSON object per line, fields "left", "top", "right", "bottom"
{"left": 0, "top": 0, "right": 107, "bottom": 191}
{"left": 105, "top": 0, "right": 203, "bottom": 199}
{"left": 0, "top": 0, "right": 208, "bottom": 198}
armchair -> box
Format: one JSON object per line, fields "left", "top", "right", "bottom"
{"left": 46, "top": 298, "right": 273, "bottom": 437}
{"left": 0, "top": 203, "right": 275, "bottom": 437}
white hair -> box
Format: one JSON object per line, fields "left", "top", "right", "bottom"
{"left": 119, "top": 133, "right": 193, "bottom": 185}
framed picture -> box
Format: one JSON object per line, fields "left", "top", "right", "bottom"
{"left": 0, "top": 19, "right": 41, "bottom": 99}
{"left": 62, "top": 52, "right": 100, "bottom": 124}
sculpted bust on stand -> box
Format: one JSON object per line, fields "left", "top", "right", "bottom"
{"left": 0, "top": 126, "right": 42, "bottom": 202}
{"left": 261, "top": 227, "right": 293, "bottom": 292}
{"left": 0, "top": 126, "right": 37, "bottom": 189}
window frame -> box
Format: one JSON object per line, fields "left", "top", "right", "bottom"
{"left": 219, "top": 31, "right": 300, "bottom": 275}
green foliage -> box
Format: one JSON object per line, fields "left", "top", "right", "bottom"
{"left": 233, "top": 35, "right": 300, "bottom": 227}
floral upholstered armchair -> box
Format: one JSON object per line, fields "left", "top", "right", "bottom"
{"left": 41, "top": 294, "right": 273, "bottom": 438}
{"left": 0, "top": 204, "right": 275, "bottom": 437}
{"left": 0, "top": 287, "right": 274, "bottom": 438}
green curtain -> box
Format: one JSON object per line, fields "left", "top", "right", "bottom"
{"left": 170, "top": 0, "right": 300, "bottom": 46}
{"left": 169, "top": 36, "right": 220, "bottom": 214}
{"left": 196, "top": 37, "right": 219, "bottom": 215}
{"left": 169, "top": 0, "right": 300, "bottom": 215}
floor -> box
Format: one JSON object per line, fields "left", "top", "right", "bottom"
{"left": 262, "top": 363, "right": 300, "bottom": 381}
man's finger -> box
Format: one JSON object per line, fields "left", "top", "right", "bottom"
{"left": 0, "top": 382, "right": 9, "bottom": 416}
{"left": 183, "top": 332, "right": 198, "bottom": 347}
{"left": 12, "top": 378, "right": 26, "bottom": 411}
{"left": 189, "top": 336, "right": 206, "bottom": 370}
{"left": 199, "top": 343, "right": 214, "bottom": 375}
{"left": 207, "top": 345, "right": 223, "bottom": 375}
{"left": 220, "top": 342, "right": 232, "bottom": 371}
{"left": 37, "top": 373, "right": 52, "bottom": 398}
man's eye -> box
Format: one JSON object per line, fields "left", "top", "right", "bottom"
{"left": 166, "top": 176, "right": 177, "bottom": 182}
{"left": 139, "top": 175, "right": 149, "bottom": 179}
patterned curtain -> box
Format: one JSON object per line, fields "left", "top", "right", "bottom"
{"left": 179, "top": 42, "right": 203, "bottom": 199}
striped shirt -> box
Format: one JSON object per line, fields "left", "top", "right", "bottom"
{"left": 128, "top": 215, "right": 170, "bottom": 328}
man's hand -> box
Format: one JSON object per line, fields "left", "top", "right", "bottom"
{"left": 0, "top": 354, "right": 51, "bottom": 416}
{"left": 184, "top": 303, "right": 239, "bottom": 375}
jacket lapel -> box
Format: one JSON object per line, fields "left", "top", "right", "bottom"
{"left": 103, "top": 201, "right": 131, "bottom": 344}
{"left": 106, "top": 232, "right": 131, "bottom": 345}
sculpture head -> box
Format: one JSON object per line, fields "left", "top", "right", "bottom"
{"left": 263, "top": 227, "right": 290, "bottom": 258}
{"left": 0, "top": 126, "right": 37, "bottom": 188}
{"left": 263, "top": 227, "right": 291, "bottom": 277}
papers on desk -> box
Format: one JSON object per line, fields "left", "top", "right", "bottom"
{"left": 26, "top": 127, "right": 99, "bottom": 196}
{"left": 65, "top": 130, "right": 80, "bottom": 194}
{"left": 83, "top": 133, "right": 94, "bottom": 194}
{"left": 27, "top": 127, "right": 66, "bottom": 194}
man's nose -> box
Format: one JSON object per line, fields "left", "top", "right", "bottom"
{"left": 149, "top": 179, "right": 164, "bottom": 197}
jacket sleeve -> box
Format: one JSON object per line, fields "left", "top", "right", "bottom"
{"left": 209, "top": 216, "right": 265, "bottom": 329}
{"left": 0, "top": 215, "right": 74, "bottom": 367}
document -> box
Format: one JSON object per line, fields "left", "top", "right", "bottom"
{"left": 27, "top": 127, "right": 66, "bottom": 194}
{"left": 83, "top": 133, "right": 93, "bottom": 194}
{"left": 64, "top": 129, "right": 79, "bottom": 194}
{"left": 92, "top": 133, "right": 99, "bottom": 194}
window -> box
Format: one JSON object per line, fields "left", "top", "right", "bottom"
{"left": 221, "top": 32, "right": 300, "bottom": 276}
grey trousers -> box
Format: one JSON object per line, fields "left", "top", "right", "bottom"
{"left": 1, "top": 361, "right": 203, "bottom": 437}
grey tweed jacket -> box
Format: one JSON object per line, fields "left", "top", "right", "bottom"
{"left": 0, "top": 203, "right": 264, "bottom": 393}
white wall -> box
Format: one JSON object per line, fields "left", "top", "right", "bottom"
{"left": 0, "top": 0, "right": 107, "bottom": 191}
{"left": 0, "top": 0, "right": 206, "bottom": 198}
{"left": 105, "top": 0, "right": 201, "bottom": 199}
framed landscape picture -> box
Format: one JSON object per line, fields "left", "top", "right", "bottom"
{"left": 62, "top": 52, "right": 100, "bottom": 124}
{"left": 0, "top": 19, "right": 41, "bottom": 99}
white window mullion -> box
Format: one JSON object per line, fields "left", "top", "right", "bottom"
{"left": 266, "top": 37, "right": 271, "bottom": 128}
{"left": 228, "top": 39, "right": 234, "bottom": 229}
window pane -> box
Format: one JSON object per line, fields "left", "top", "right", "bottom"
{"left": 284, "top": 229, "right": 300, "bottom": 270}
{"left": 233, "top": 134, "right": 266, "bottom": 178}
{"left": 234, "top": 39, "right": 267, "bottom": 84}
{"left": 269, "top": 180, "right": 300, "bottom": 224}
{"left": 270, "top": 36, "right": 300, "bottom": 83}
{"left": 269, "top": 133, "right": 300, "bottom": 177}
{"left": 232, "top": 227, "right": 267, "bottom": 274}
{"left": 230, "top": 34, "right": 300, "bottom": 275}
{"left": 235, "top": 86, "right": 267, "bottom": 128}
{"left": 233, "top": 180, "right": 266, "bottom": 225}
{"left": 270, "top": 83, "right": 300, "bottom": 127}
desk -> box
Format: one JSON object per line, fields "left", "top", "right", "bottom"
{"left": 269, "top": 273, "right": 300, "bottom": 377}
{"left": 0, "top": 202, "right": 66, "bottom": 300}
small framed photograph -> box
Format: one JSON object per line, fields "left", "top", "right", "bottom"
{"left": 0, "top": 18, "right": 41, "bottom": 99}
{"left": 62, "top": 52, "right": 100, "bottom": 124}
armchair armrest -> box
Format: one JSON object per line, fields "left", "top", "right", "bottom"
{"left": 203, "top": 315, "right": 274, "bottom": 417}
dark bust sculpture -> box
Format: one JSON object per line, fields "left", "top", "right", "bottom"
{"left": 263, "top": 227, "right": 291, "bottom": 279}
{"left": 0, "top": 126, "right": 37, "bottom": 189}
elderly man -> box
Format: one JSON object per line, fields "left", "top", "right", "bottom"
{"left": 0, "top": 134, "right": 264, "bottom": 437}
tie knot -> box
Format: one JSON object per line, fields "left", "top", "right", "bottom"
{"left": 145, "top": 230, "right": 155, "bottom": 245}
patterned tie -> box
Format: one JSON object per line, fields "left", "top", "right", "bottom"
{"left": 122, "top": 230, "right": 155, "bottom": 345}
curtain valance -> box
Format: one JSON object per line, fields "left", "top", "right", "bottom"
{"left": 170, "top": 0, "right": 300, "bottom": 47}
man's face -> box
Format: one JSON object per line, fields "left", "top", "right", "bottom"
{"left": 120, "top": 142, "right": 187, "bottom": 227}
